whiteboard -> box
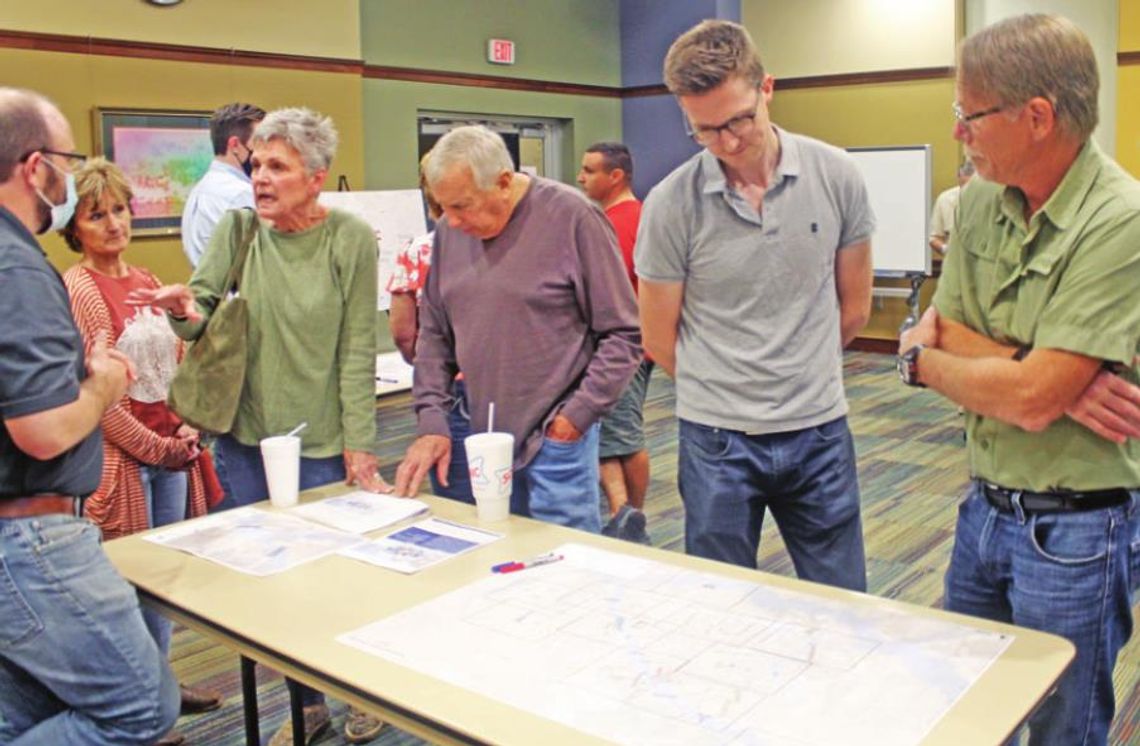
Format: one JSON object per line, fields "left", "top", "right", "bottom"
{"left": 847, "top": 146, "right": 931, "bottom": 276}
{"left": 319, "top": 190, "right": 428, "bottom": 311}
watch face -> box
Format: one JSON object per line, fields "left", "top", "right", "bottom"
{"left": 896, "top": 354, "right": 910, "bottom": 384}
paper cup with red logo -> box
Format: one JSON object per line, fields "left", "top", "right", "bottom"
{"left": 464, "top": 432, "right": 513, "bottom": 521}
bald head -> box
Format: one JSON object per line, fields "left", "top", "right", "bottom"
{"left": 0, "top": 88, "right": 76, "bottom": 234}
{"left": 0, "top": 88, "right": 70, "bottom": 183}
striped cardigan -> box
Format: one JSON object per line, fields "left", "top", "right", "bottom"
{"left": 62, "top": 265, "right": 208, "bottom": 540}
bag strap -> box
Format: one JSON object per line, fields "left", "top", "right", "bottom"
{"left": 222, "top": 209, "right": 258, "bottom": 295}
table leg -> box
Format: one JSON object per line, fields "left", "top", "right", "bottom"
{"left": 286, "top": 677, "right": 306, "bottom": 746}
{"left": 240, "top": 655, "right": 260, "bottom": 746}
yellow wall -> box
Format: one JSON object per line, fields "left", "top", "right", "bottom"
{"left": 0, "top": 53, "right": 363, "bottom": 285}
{"left": 1123, "top": 0, "right": 1140, "bottom": 48}
{"left": 744, "top": 0, "right": 957, "bottom": 77}
{"left": 0, "top": 0, "right": 360, "bottom": 58}
{"left": 1119, "top": 0, "right": 1140, "bottom": 177}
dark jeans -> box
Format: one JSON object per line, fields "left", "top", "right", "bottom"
{"left": 677, "top": 415, "right": 866, "bottom": 591}
{"left": 946, "top": 482, "right": 1140, "bottom": 746}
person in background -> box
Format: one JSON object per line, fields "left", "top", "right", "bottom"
{"left": 0, "top": 86, "right": 179, "bottom": 745}
{"left": 899, "top": 14, "right": 1140, "bottom": 745}
{"left": 928, "top": 159, "right": 975, "bottom": 257}
{"left": 60, "top": 157, "right": 222, "bottom": 745}
{"left": 577, "top": 141, "right": 651, "bottom": 543}
{"left": 181, "top": 101, "right": 265, "bottom": 268}
{"left": 637, "top": 20, "right": 874, "bottom": 588}
{"left": 387, "top": 151, "right": 473, "bottom": 503}
{"left": 393, "top": 125, "right": 641, "bottom": 534}
{"left": 130, "top": 107, "right": 387, "bottom": 746}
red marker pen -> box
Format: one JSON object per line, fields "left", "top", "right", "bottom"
{"left": 492, "top": 553, "right": 564, "bottom": 573}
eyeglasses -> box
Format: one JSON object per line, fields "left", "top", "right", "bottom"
{"left": 952, "top": 102, "right": 1004, "bottom": 128}
{"left": 684, "top": 95, "right": 762, "bottom": 146}
{"left": 20, "top": 147, "right": 88, "bottom": 168}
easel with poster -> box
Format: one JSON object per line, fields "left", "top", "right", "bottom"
{"left": 319, "top": 181, "right": 428, "bottom": 312}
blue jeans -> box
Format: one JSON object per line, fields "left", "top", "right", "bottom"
{"left": 945, "top": 482, "right": 1140, "bottom": 746}
{"left": 511, "top": 423, "right": 602, "bottom": 533}
{"left": 138, "top": 466, "right": 188, "bottom": 658}
{"left": 677, "top": 416, "right": 866, "bottom": 591}
{"left": 430, "top": 379, "right": 474, "bottom": 504}
{"left": 0, "top": 515, "right": 179, "bottom": 744}
{"left": 211, "top": 434, "right": 345, "bottom": 707}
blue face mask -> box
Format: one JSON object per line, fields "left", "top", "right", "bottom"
{"left": 35, "top": 158, "right": 79, "bottom": 234}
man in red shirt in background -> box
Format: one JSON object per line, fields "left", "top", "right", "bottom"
{"left": 578, "top": 142, "right": 652, "bottom": 543}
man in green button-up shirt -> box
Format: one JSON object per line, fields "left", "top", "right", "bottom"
{"left": 899, "top": 14, "right": 1140, "bottom": 746}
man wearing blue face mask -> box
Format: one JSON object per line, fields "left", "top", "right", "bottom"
{"left": 0, "top": 87, "right": 180, "bottom": 745}
{"left": 181, "top": 101, "right": 265, "bottom": 268}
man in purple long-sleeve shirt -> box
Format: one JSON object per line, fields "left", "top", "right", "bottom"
{"left": 393, "top": 126, "right": 641, "bottom": 532}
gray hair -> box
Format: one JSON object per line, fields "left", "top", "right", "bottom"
{"left": 959, "top": 14, "right": 1098, "bottom": 142}
{"left": 958, "top": 160, "right": 976, "bottom": 179}
{"left": 664, "top": 20, "right": 766, "bottom": 97}
{"left": 0, "top": 87, "right": 54, "bottom": 182}
{"left": 424, "top": 126, "right": 514, "bottom": 191}
{"left": 252, "top": 107, "right": 338, "bottom": 173}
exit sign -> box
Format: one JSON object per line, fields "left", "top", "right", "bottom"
{"left": 488, "top": 38, "right": 515, "bottom": 65}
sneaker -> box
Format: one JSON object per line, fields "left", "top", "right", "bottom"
{"left": 268, "top": 703, "right": 331, "bottom": 746}
{"left": 604, "top": 504, "right": 651, "bottom": 545}
{"left": 345, "top": 706, "right": 386, "bottom": 743}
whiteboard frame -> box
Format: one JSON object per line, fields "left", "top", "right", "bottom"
{"left": 847, "top": 145, "right": 932, "bottom": 278}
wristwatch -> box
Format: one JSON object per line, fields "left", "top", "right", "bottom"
{"left": 898, "top": 344, "right": 926, "bottom": 387}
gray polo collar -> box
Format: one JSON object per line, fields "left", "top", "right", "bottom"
{"left": 699, "top": 125, "right": 800, "bottom": 196}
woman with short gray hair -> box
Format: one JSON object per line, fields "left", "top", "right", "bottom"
{"left": 253, "top": 106, "right": 338, "bottom": 173}
{"left": 129, "top": 107, "right": 387, "bottom": 743}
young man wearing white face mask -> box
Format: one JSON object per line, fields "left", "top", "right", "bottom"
{"left": 0, "top": 86, "right": 179, "bottom": 745}
{"left": 181, "top": 101, "right": 265, "bottom": 268}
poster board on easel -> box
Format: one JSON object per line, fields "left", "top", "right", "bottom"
{"left": 319, "top": 190, "right": 428, "bottom": 311}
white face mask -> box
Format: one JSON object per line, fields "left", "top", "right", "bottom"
{"left": 34, "top": 157, "right": 79, "bottom": 234}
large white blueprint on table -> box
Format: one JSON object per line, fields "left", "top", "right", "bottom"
{"left": 339, "top": 543, "right": 1012, "bottom": 746}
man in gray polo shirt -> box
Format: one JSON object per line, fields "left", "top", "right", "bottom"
{"left": 636, "top": 20, "right": 874, "bottom": 590}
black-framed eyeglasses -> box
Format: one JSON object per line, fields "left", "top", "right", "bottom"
{"left": 952, "top": 102, "right": 1004, "bottom": 127}
{"left": 20, "top": 147, "right": 88, "bottom": 165}
{"left": 684, "top": 95, "right": 762, "bottom": 146}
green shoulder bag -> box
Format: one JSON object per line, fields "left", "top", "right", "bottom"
{"left": 167, "top": 210, "right": 257, "bottom": 434}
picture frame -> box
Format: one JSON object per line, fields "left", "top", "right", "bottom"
{"left": 94, "top": 107, "right": 214, "bottom": 237}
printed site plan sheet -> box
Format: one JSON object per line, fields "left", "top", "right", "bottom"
{"left": 339, "top": 517, "right": 503, "bottom": 574}
{"left": 339, "top": 543, "right": 1013, "bottom": 746}
{"left": 289, "top": 491, "right": 429, "bottom": 534}
{"left": 145, "top": 507, "right": 365, "bottom": 576}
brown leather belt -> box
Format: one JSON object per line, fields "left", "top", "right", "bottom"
{"left": 0, "top": 495, "right": 78, "bottom": 519}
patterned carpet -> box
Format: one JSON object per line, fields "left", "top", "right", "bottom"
{"left": 167, "top": 351, "right": 1140, "bottom": 745}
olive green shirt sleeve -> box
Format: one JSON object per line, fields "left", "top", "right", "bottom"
{"left": 333, "top": 217, "right": 379, "bottom": 452}
{"left": 1033, "top": 213, "right": 1140, "bottom": 364}
{"left": 168, "top": 209, "right": 244, "bottom": 341}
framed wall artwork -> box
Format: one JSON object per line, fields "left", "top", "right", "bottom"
{"left": 94, "top": 108, "right": 213, "bottom": 237}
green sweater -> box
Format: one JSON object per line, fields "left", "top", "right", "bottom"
{"left": 173, "top": 209, "right": 377, "bottom": 457}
